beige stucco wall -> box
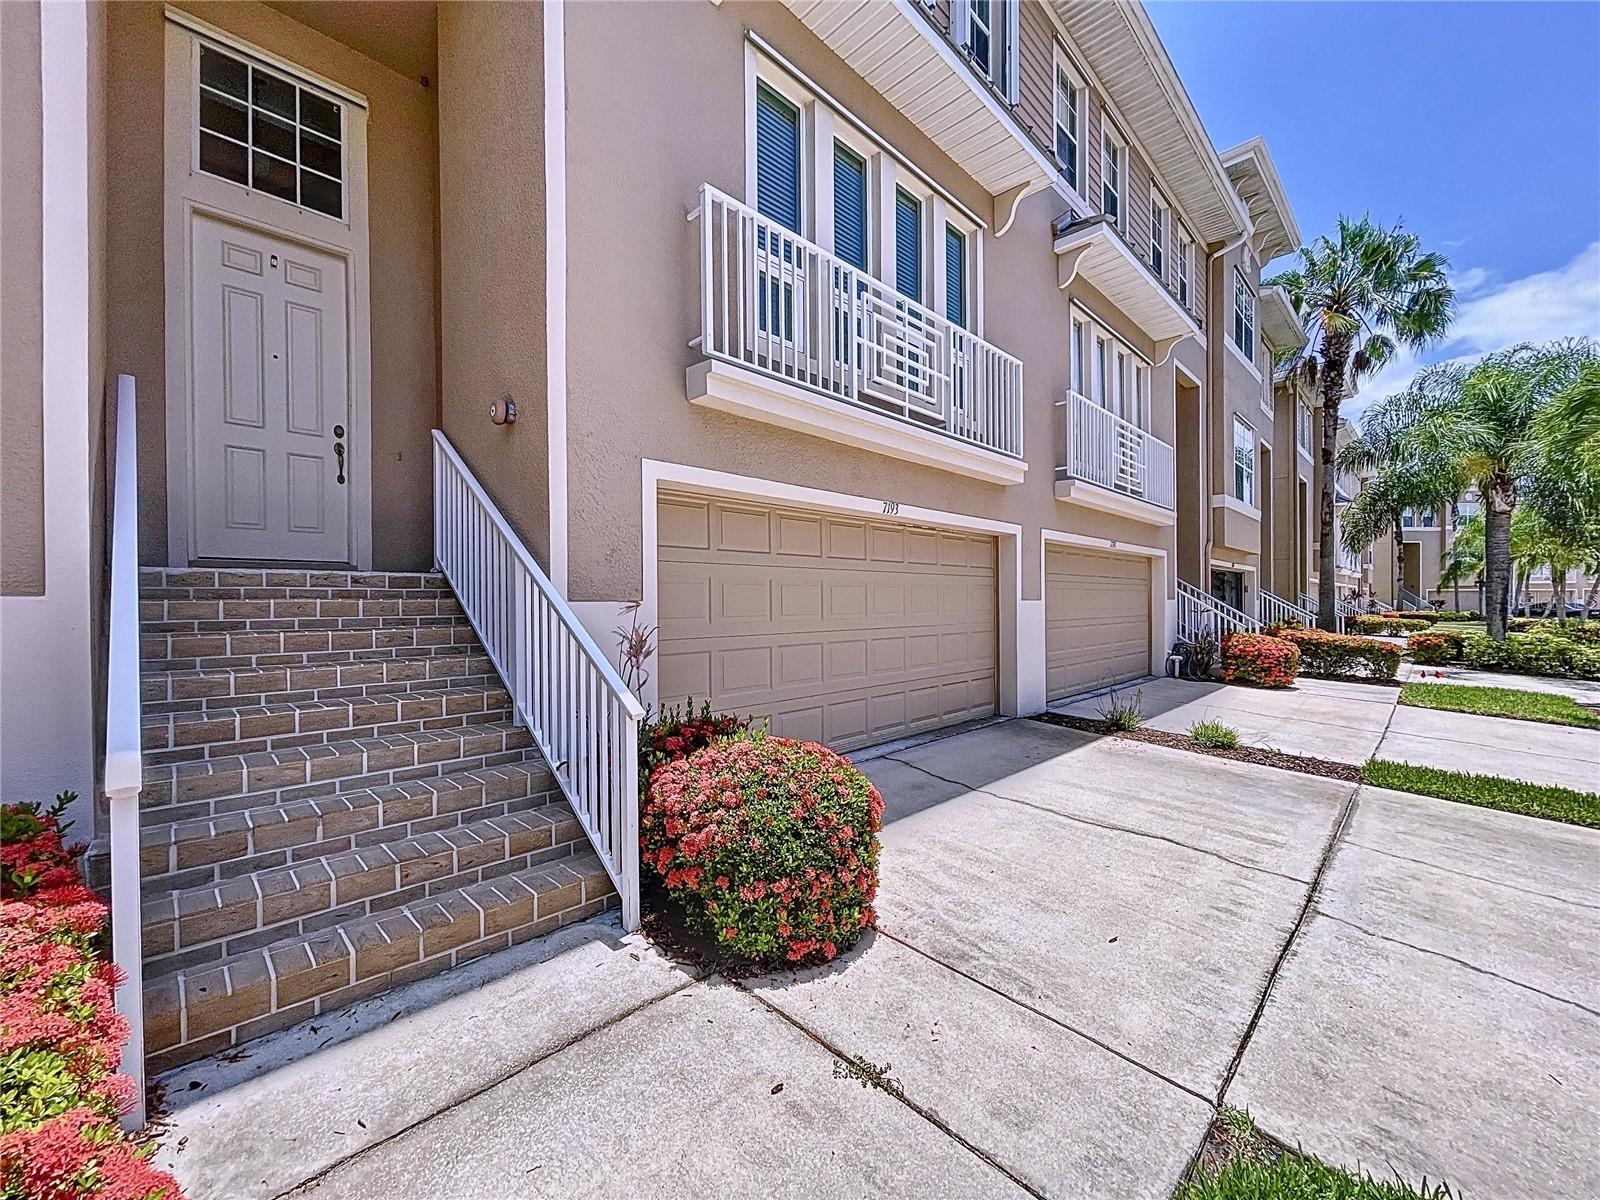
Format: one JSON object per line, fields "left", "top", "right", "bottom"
{"left": 563, "top": 0, "right": 1179, "bottom": 611}
{"left": 435, "top": 0, "right": 549, "bottom": 567}
{"left": 1, "top": 0, "right": 45, "bottom": 596}
{"left": 1205, "top": 241, "right": 1271, "bottom": 581}
{"left": 106, "top": 0, "right": 439, "bottom": 569}
{"left": 1270, "top": 377, "right": 1313, "bottom": 597}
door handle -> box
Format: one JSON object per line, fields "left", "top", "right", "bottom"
{"left": 334, "top": 441, "right": 345, "bottom": 485}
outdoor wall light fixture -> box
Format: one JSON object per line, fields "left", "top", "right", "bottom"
{"left": 489, "top": 395, "right": 517, "bottom": 426}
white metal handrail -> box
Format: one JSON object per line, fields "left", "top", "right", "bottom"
{"left": 104, "top": 374, "right": 146, "bottom": 1127}
{"left": 1298, "top": 591, "right": 1316, "bottom": 613}
{"left": 1058, "top": 389, "right": 1175, "bottom": 510}
{"left": 1259, "top": 588, "right": 1315, "bottom": 628}
{"left": 432, "top": 432, "right": 645, "bottom": 930}
{"left": 1397, "top": 587, "right": 1427, "bottom": 612}
{"left": 1176, "top": 578, "right": 1261, "bottom": 644}
{"left": 695, "top": 183, "right": 1024, "bottom": 459}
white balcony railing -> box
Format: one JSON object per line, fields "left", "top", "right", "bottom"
{"left": 1058, "top": 389, "right": 1175, "bottom": 510}
{"left": 694, "top": 183, "right": 1023, "bottom": 460}
{"left": 1177, "top": 578, "right": 1261, "bottom": 644}
{"left": 1259, "top": 588, "right": 1315, "bottom": 628}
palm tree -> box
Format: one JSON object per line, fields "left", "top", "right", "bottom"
{"left": 1440, "top": 510, "right": 1485, "bottom": 611}
{"left": 1386, "top": 340, "right": 1598, "bottom": 638}
{"left": 1269, "top": 217, "right": 1454, "bottom": 631}
{"left": 1336, "top": 405, "right": 1459, "bottom": 608}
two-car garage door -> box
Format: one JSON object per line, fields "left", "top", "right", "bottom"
{"left": 656, "top": 492, "right": 998, "bottom": 752}
{"left": 1045, "top": 545, "right": 1153, "bottom": 702}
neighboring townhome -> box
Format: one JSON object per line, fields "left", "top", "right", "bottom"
{"left": 1, "top": 0, "right": 1314, "bottom": 1092}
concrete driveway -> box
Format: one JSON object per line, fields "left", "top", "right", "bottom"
{"left": 153, "top": 721, "right": 1600, "bottom": 1200}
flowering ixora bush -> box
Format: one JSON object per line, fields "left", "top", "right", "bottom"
{"left": 637, "top": 699, "right": 758, "bottom": 794}
{"left": 1272, "top": 627, "right": 1402, "bottom": 680}
{"left": 1408, "top": 629, "right": 1468, "bottom": 665}
{"left": 1220, "top": 632, "right": 1300, "bottom": 688}
{"left": 1348, "top": 614, "right": 1434, "bottom": 636}
{"left": 1, "top": 796, "right": 183, "bottom": 1200}
{"left": 641, "top": 735, "right": 882, "bottom": 965}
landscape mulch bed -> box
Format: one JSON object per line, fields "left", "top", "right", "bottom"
{"left": 637, "top": 878, "right": 769, "bottom": 982}
{"left": 1037, "top": 712, "right": 1362, "bottom": 783}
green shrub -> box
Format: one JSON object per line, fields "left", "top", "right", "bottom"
{"left": 1430, "top": 610, "right": 1480, "bottom": 621}
{"left": 1509, "top": 618, "right": 1600, "bottom": 644}
{"left": 642, "top": 735, "right": 881, "bottom": 963}
{"left": 1220, "top": 633, "right": 1300, "bottom": 688}
{"left": 1349, "top": 614, "right": 1433, "bottom": 636}
{"left": 1176, "top": 1152, "right": 1453, "bottom": 1200}
{"left": 1406, "top": 628, "right": 1467, "bottom": 665}
{"left": 1189, "top": 720, "right": 1241, "bottom": 749}
{"left": 1462, "top": 632, "right": 1600, "bottom": 680}
{"left": 1363, "top": 759, "right": 1600, "bottom": 828}
{"left": 639, "top": 699, "right": 759, "bottom": 794}
{"left": 1274, "top": 628, "right": 1400, "bottom": 679}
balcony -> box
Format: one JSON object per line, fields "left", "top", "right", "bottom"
{"left": 688, "top": 185, "right": 1026, "bottom": 486}
{"left": 1054, "top": 216, "right": 1199, "bottom": 350}
{"left": 1055, "top": 390, "right": 1175, "bottom": 522}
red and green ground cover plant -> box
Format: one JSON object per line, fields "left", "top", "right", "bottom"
{"left": 1, "top": 796, "right": 183, "bottom": 1200}
{"left": 641, "top": 735, "right": 882, "bottom": 965}
{"left": 1221, "top": 632, "right": 1300, "bottom": 688}
{"left": 638, "top": 699, "right": 757, "bottom": 793}
{"left": 1348, "top": 614, "right": 1434, "bottom": 636}
{"left": 1271, "top": 627, "right": 1401, "bottom": 679}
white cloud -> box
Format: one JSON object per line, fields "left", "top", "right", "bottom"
{"left": 1348, "top": 241, "right": 1600, "bottom": 417}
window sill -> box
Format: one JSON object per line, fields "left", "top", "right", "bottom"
{"left": 1225, "top": 335, "right": 1263, "bottom": 384}
{"left": 1211, "top": 493, "right": 1261, "bottom": 520}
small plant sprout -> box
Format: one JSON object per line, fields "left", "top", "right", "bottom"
{"left": 1095, "top": 687, "right": 1145, "bottom": 732}
{"left": 1189, "top": 719, "right": 1241, "bottom": 749}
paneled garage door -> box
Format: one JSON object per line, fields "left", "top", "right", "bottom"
{"left": 1045, "top": 545, "right": 1152, "bottom": 702}
{"left": 656, "top": 492, "right": 998, "bottom": 751}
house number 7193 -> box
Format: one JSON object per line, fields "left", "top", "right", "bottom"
{"left": 881, "top": 500, "right": 900, "bottom": 515}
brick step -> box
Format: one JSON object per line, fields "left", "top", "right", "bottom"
{"left": 141, "top": 612, "right": 467, "bottom": 636}
{"left": 142, "top": 853, "right": 616, "bottom": 1072}
{"left": 141, "top": 652, "right": 500, "bottom": 712}
{"left": 140, "top": 683, "right": 514, "bottom": 764}
{"left": 139, "top": 619, "right": 476, "bottom": 669}
{"left": 141, "top": 801, "right": 591, "bottom": 978}
{"left": 140, "top": 721, "right": 535, "bottom": 824}
{"left": 139, "top": 593, "right": 462, "bottom": 628}
{"left": 140, "top": 568, "right": 451, "bottom": 599}
{"left": 140, "top": 760, "right": 563, "bottom": 893}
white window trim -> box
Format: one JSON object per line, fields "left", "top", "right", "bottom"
{"left": 1069, "top": 302, "right": 1151, "bottom": 430}
{"left": 953, "top": 0, "right": 1020, "bottom": 104}
{"left": 1051, "top": 42, "right": 1088, "bottom": 206}
{"left": 1101, "top": 121, "right": 1126, "bottom": 231}
{"left": 1149, "top": 190, "right": 1167, "bottom": 282}
{"left": 747, "top": 47, "right": 983, "bottom": 335}
{"left": 1176, "top": 225, "right": 1193, "bottom": 308}
{"left": 1231, "top": 415, "right": 1257, "bottom": 508}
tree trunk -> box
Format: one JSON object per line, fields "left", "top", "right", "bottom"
{"left": 1484, "top": 477, "right": 1515, "bottom": 640}
{"left": 1315, "top": 337, "right": 1350, "bottom": 631}
{"left": 1394, "top": 514, "right": 1406, "bottom": 611}
{"left": 1449, "top": 502, "right": 1461, "bottom": 612}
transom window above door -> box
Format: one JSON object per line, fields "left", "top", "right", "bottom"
{"left": 197, "top": 43, "right": 345, "bottom": 220}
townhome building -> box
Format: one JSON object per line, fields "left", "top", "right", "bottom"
{"left": 1, "top": 0, "right": 1312, "bottom": 1088}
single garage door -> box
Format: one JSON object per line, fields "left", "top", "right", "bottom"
{"left": 656, "top": 492, "right": 998, "bottom": 751}
{"left": 1045, "top": 545, "right": 1152, "bottom": 702}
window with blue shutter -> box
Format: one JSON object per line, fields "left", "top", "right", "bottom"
{"left": 833, "top": 142, "right": 868, "bottom": 271}
{"left": 755, "top": 83, "right": 801, "bottom": 233}
{"left": 945, "top": 226, "right": 966, "bottom": 327}
{"left": 895, "top": 189, "right": 922, "bottom": 302}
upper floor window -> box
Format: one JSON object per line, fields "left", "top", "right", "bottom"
{"left": 1101, "top": 127, "right": 1123, "bottom": 226}
{"left": 1150, "top": 193, "right": 1167, "bottom": 278}
{"left": 960, "top": 0, "right": 1017, "bottom": 101}
{"left": 1402, "top": 507, "right": 1438, "bottom": 529}
{"left": 945, "top": 225, "right": 967, "bottom": 327}
{"left": 894, "top": 189, "right": 923, "bottom": 303}
{"left": 1176, "top": 227, "right": 1192, "bottom": 306}
{"left": 832, "top": 141, "right": 869, "bottom": 272}
{"left": 197, "top": 43, "right": 344, "bottom": 219}
{"left": 1297, "top": 403, "right": 1312, "bottom": 454}
{"left": 1231, "top": 269, "right": 1256, "bottom": 361}
{"left": 1070, "top": 306, "right": 1150, "bottom": 429}
{"left": 1233, "top": 417, "right": 1256, "bottom": 506}
{"left": 755, "top": 82, "right": 803, "bottom": 233}
{"left": 1054, "top": 65, "right": 1080, "bottom": 191}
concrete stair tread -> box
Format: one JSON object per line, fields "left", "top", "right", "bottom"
{"left": 141, "top": 804, "right": 591, "bottom": 972}
{"left": 142, "top": 854, "right": 616, "bottom": 1071}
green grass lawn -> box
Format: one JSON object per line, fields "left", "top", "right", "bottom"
{"left": 1400, "top": 682, "right": 1600, "bottom": 728}
{"left": 1363, "top": 759, "right": 1600, "bottom": 828}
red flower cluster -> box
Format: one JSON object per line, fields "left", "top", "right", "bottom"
{"left": 638, "top": 699, "right": 757, "bottom": 796}
{"left": 1220, "top": 632, "right": 1301, "bottom": 689}
{"left": 641, "top": 734, "right": 882, "bottom": 965}
{"left": 1, "top": 801, "right": 183, "bottom": 1200}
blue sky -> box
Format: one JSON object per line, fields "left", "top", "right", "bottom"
{"left": 1148, "top": 0, "right": 1600, "bottom": 411}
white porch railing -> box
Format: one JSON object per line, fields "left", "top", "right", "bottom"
{"left": 1058, "top": 390, "right": 1176, "bottom": 510}
{"left": 104, "top": 374, "right": 146, "bottom": 1127}
{"left": 432, "top": 432, "right": 645, "bottom": 930}
{"left": 1397, "top": 587, "right": 1428, "bottom": 612}
{"left": 1298, "top": 591, "right": 1317, "bottom": 614}
{"left": 1177, "top": 578, "right": 1261, "bottom": 644}
{"left": 694, "top": 183, "right": 1024, "bottom": 459}
{"left": 1259, "top": 588, "right": 1316, "bottom": 628}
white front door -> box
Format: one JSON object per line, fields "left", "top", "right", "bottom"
{"left": 190, "top": 213, "right": 350, "bottom": 562}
